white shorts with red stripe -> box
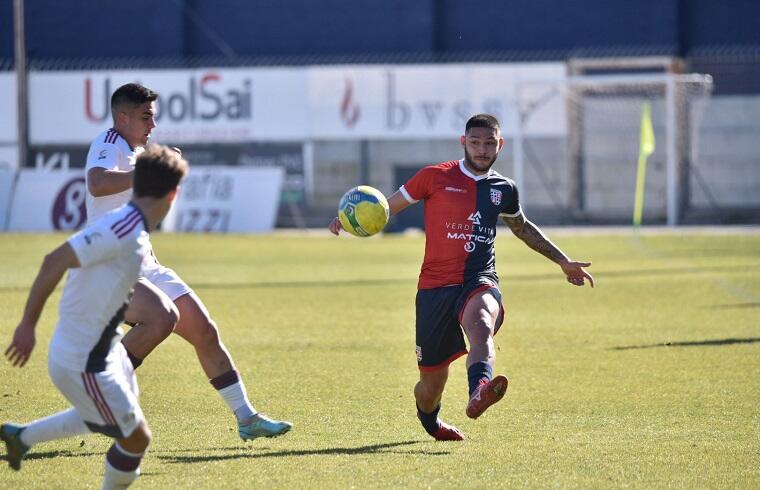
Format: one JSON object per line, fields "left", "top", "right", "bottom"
{"left": 48, "top": 343, "right": 143, "bottom": 439}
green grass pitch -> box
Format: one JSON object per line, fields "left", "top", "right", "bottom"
{"left": 1, "top": 229, "right": 758, "bottom": 488}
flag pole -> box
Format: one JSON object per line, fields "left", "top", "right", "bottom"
{"left": 633, "top": 101, "right": 655, "bottom": 229}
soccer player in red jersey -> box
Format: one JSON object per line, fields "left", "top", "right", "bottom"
{"left": 330, "top": 114, "right": 594, "bottom": 441}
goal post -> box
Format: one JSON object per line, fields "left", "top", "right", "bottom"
{"left": 513, "top": 72, "right": 713, "bottom": 225}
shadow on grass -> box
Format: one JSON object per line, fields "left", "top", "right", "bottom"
{"left": 711, "top": 302, "right": 760, "bottom": 309}
{"left": 0, "top": 446, "right": 252, "bottom": 466}
{"left": 612, "top": 337, "right": 760, "bottom": 350}
{"left": 155, "top": 440, "right": 449, "bottom": 464}
{"left": 3, "top": 448, "right": 103, "bottom": 464}
{"left": 1, "top": 450, "right": 165, "bottom": 477}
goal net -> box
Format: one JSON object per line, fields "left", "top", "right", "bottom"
{"left": 512, "top": 73, "right": 713, "bottom": 225}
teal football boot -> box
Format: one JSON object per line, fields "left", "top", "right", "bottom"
{"left": 238, "top": 414, "right": 292, "bottom": 441}
{"left": 1, "top": 423, "right": 29, "bottom": 471}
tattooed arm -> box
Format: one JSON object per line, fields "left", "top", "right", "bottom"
{"left": 502, "top": 212, "right": 594, "bottom": 287}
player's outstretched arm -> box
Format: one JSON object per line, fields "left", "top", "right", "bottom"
{"left": 87, "top": 167, "right": 134, "bottom": 197}
{"left": 386, "top": 190, "right": 413, "bottom": 216}
{"left": 502, "top": 213, "right": 594, "bottom": 288}
{"left": 5, "top": 243, "right": 80, "bottom": 367}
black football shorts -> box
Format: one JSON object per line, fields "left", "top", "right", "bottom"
{"left": 414, "top": 274, "right": 505, "bottom": 371}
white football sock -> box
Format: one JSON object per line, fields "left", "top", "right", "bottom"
{"left": 20, "top": 408, "right": 91, "bottom": 447}
{"left": 102, "top": 460, "right": 140, "bottom": 490}
{"left": 217, "top": 381, "right": 256, "bottom": 422}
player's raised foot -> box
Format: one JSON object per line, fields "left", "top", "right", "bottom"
{"left": 466, "top": 375, "right": 509, "bottom": 419}
{"left": 431, "top": 421, "right": 465, "bottom": 441}
{"left": 1, "top": 423, "right": 30, "bottom": 471}
{"left": 238, "top": 414, "right": 292, "bottom": 441}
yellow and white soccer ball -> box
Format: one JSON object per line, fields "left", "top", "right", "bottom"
{"left": 338, "top": 185, "right": 390, "bottom": 237}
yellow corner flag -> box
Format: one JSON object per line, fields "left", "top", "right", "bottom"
{"left": 633, "top": 102, "right": 655, "bottom": 227}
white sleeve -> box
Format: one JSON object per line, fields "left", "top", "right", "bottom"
{"left": 67, "top": 219, "right": 123, "bottom": 268}
{"left": 398, "top": 185, "right": 418, "bottom": 203}
{"left": 85, "top": 140, "right": 121, "bottom": 172}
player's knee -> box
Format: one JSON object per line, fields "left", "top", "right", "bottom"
{"left": 124, "top": 423, "right": 152, "bottom": 453}
{"left": 156, "top": 302, "right": 179, "bottom": 336}
{"left": 464, "top": 316, "right": 493, "bottom": 345}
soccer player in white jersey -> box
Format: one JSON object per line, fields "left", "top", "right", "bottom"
{"left": 2, "top": 145, "right": 187, "bottom": 488}
{"left": 85, "top": 83, "right": 291, "bottom": 440}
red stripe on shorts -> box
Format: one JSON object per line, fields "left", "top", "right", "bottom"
{"left": 418, "top": 349, "right": 468, "bottom": 372}
{"left": 82, "top": 373, "right": 118, "bottom": 426}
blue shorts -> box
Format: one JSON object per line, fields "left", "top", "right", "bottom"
{"left": 415, "top": 275, "right": 505, "bottom": 371}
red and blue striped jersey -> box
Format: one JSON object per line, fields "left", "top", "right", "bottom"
{"left": 400, "top": 159, "right": 521, "bottom": 290}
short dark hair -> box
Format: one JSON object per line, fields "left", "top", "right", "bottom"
{"left": 465, "top": 113, "right": 501, "bottom": 133}
{"left": 133, "top": 145, "right": 188, "bottom": 198}
{"left": 111, "top": 83, "right": 158, "bottom": 114}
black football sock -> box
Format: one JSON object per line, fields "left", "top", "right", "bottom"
{"left": 467, "top": 361, "right": 493, "bottom": 396}
{"left": 416, "top": 403, "right": 442, "bottom": 435}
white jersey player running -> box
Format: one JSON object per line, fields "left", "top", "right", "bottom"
{"left": 85, "top": 127, "right": 183, "bottom": 297}
{"left": 84, "top": 82, "right": 291, "bottom": 441}
{"left": 85, "top": 127, "right": 143, "bottom": 224}
{"left": 2, "top": 145, "right": 188, "bottom": 489}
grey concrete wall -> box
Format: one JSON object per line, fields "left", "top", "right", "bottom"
{"left": 312, "top": 141, "right": 362, "bottom": 209}
{"left": 309, "top": 95, "right": 760, "bottom": 224}
{"left": 692, "top": 96, "right": 760, "bottom": 208}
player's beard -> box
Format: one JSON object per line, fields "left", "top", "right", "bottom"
{"left": 464, "top": 148, "right": 497, "bottom": 174}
